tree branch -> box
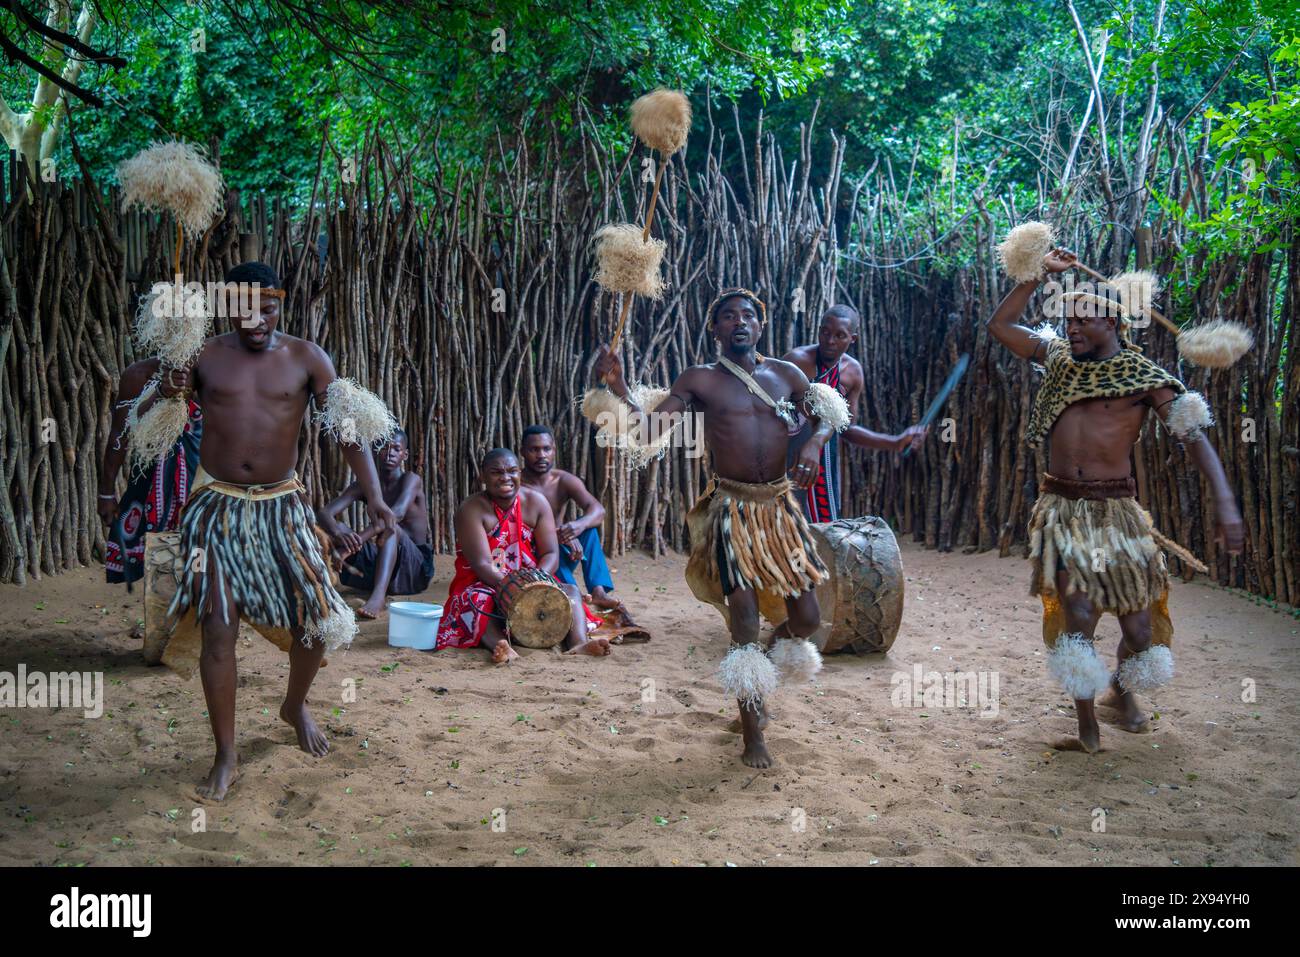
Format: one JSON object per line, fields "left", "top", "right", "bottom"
{"left": 0, "top": 0, "right": 123, "bottom": 66}
{"left": 0, "top": 29, "right": 103, "bottom": 107}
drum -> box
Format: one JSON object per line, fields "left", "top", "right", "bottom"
{"left": 497, "top": 567, "right": 571, "bottom": 649}
{"left": 809, "top": 517, "right": 905, "bottom": 654}
{"left": 142, "top": 531, "right": 295, "bottom": 677}
{"left": 143, "top": 531, "right": 185, "bottom": 664}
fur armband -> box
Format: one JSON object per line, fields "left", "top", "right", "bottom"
{"left": 717, "top": 643, "right": 779, "bottom": 710}
{"left": 1116, "top": 645, "right": 1174, "bottom": 693}
{"left": 1045, "top": 632, "right": 1112, "bottom": 701}
{"left": 769, "top": 638, "right": 823, "bottom": 684}
{"left": 125, "top": 382, "right": 191, "bottom": 478}
{"left": 580, "top": 384, "right": 680, "bottom": 469}
{"left": 1165, "top": 392, "right": 1213, "bottom": 442}
{"left": 316, "top": 378, "right": 398, "bottom": 448}
{"left": 805, "top": 382, "right": 851, "bottom": 432}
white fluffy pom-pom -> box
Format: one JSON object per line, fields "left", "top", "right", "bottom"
{"left": 1165, "top": 391, "right": 1213, "bottom": 441}
{"left": 1045, "top": 632, "right": 1112, "bottom": 700}
{"left": 1176, "top": 320, "right": 1254, "bottom": 369}
{"left": 118, "top": 140, "right": 225, "bottom": 238}
{"left": 125, "top": 388, "right": 192, "bottom": 478}
{"left": 1107, "top": 270, "right": 1159, "bottom": 318}
{"left": 1032, "top": 321, "right": 1061, "bottom": 341}
{"left": 805, "top": 382, "right": 851, "bottom": 432}
{"left": 304, "top": 608, "right": 358, "bottom": 652}
{"left": 317, "top": 378, "right": 398, "bottom": 448}
{"left": 769, "top": 638, "right": 823, "bottom": 684}
{"left": 629, "top": 88, "right": 692, "bottom": 155}
{"left": 1116, "top": 645, "right": 1174, "bottom": 693}
{"left": 717, "top": 643, "right": 779, "bottom": 710}
{"left": 593, "top": 224, "right": 667, "bottom": 299}
{"left": 579, "top": 384, "right": 679, "bottom": 468}
{"left": 998, "top": 221, "right": 1055, "bottom": 283}
{"left": 134, "top": 281, "right": 211, "bottom": 368}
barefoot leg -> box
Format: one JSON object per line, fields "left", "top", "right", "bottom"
{"left": 561, "top": 583, "right": 610, "bottom": 656}
{"left": 588, "top": 586, "right": 626, "bottom": 615}
{"left": 1054, "top": 569, "right": 1102, "bottom": 753}
{"left": 726, "top": 699, "right": 772, "bottom": 734}
{"left": 1107, "top": 608, "right": 1154, "bottom": 733}
{"left": 481, "top": 617, "right": 518, "bottom": 664}
{"left": 726, "top": 588, "right": 772, "bottom": 768}
{"left": 197, "top": 574, "right": 240, "bottom": 801}
{"left": 280, "top": 628, "right": 329, "bottom": 757}
{"left": 359, "top": 533, "right": 401, "bottom": 619}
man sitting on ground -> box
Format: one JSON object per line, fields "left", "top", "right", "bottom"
{"left": 318, "top": 429, "right": 434, "bottom": 619}
{"left": 518, "top": 424, "right": 625, "bottom": 613}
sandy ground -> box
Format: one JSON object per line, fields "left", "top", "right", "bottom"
{"left": 1, "top": 540, "right": 1297, "bottom": 867}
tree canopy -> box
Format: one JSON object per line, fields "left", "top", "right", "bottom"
{"left": 2, "top": 0, "right": 1294, "bottom": 267}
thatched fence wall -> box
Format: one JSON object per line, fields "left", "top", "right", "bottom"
{"left": 1, "top": 110, "right": 1294, "bottom": 604}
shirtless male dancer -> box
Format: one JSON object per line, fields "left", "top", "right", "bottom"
{"left": 592, "top": 288, "right": 850, "bottom": 767}
{"left": 150, "top": 262, "right": 396, "bottom": 799}
{"left": 988, "top": 247, "right": 1244, "bottom": 751}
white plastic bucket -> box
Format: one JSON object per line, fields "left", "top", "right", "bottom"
{"left": 387, "top": 601, "right": 442, "bottom": 650}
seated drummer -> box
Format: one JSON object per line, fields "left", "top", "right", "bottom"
{"left": 518, "top": 424, "right": 627, "bottom": 614}
{"left": 317, "top": 428, "right": 434, "bottom": 620}
{"left": 437, "top": 448, "right": 610, "bottom": 663}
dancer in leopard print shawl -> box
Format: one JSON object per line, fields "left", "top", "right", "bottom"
{"left": 988, "top": 246, "right": 1245, "bottom": 752}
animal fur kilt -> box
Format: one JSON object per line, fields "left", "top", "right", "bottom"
{"left": 1028, "top": 473, "right": 1207, "bottom": 653}
{"left": 162, "top": 467, "right": 357, "bottom": 666}
{"left": 685, "top": 476, "right": 827, "bottom": 623}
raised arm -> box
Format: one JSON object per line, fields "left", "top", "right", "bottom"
{"left": 306, "top": 343, "right": 397, "bottom": 542}
{"left": 987, "top": 246, "right": 1077, "bottom": 360}
{"left": 1150, "top": 387, "right": 1245, "bottom": 553}
{"left": 592, "top": 344, "right": 692, "bottom": 419}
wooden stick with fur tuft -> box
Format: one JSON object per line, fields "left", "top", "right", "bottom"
{"left": 997, "top": 220, "right": 1254, "bottom": 368}
{"left": 604, "top": 89, "right": 692, "bottom": 355}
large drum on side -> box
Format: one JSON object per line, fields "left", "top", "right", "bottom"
{"left": 810, "top": 517, "right": 905, "bottom": 654}
{"left": 498, "top": 567, "right": 571, "bottom": 649}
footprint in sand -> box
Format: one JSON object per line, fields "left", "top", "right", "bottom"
{"left": 273, "top": 789, "right": 317, "bottom": 818}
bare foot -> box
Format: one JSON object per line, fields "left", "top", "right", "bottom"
{"left": 1051, "top": 711, "right": 1102, "bottom": 753}
{"left": 742, "top": 735, "right": 772, "bottom": 768}
{"left": 279, "top": 702, "right": 329, "bottom": 756}
{"left": 565, "top": 637, "right": 612, "bottom": 657}
{"left": 589, "top": 591, "right": 630, "bottom": 616}
{"left": 356, "top": 599, "right": 385, "bottom": 621}
{"left": 738, "top": 701, "right": 773, "bottom": 768}
{"left": 490, "top": 639, "right": 518, "bottom": 665}
{"left": 196, "top": 751, "right": 239, "bottom": 802}
{"left": 1098, "top": 686, "right": 1151, "bottom": 733}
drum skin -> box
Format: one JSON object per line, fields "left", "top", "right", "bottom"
{"left": 810, "top": 517, "right": 905, "bottom": 654}
{"left": 498, "top": 567, "right": 571, "bottom": 649}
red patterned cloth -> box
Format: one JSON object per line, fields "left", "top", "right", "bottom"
{"left": 106, "top": 400, "right": 202, "bottom": 583}
{"left": 436, "top": 496, "right": 597, "bottom": 650}
{"left": 803, "top": 358, "right": 843, "bottom": 523}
